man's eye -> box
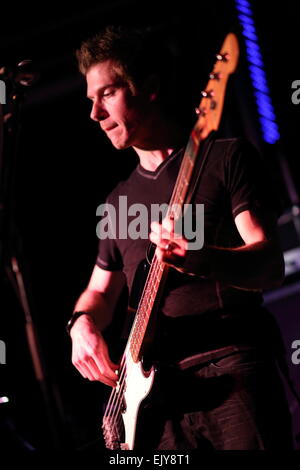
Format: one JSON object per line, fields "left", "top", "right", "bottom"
{"left": 103, "top": 90, "right": 114, "bottom": 97}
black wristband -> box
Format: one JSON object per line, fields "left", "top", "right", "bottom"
{"left": 66, "top": 311, "right": 90, "bottom": 336}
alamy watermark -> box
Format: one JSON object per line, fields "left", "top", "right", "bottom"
{"left": 96, "top": 197, "right": 204, "bottom": 250}
{"left": 291, "top": 80, "right": 300, "bottom": 105}
{"left": 0, "top": 340, "right": 6, "bottom": 365}
{"left": 0, "top": 80, "right": 6, "bottom": 104}
{"left": 291, "top": 340, "right": 300, "bottom": 365}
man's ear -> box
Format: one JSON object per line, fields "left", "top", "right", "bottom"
{"left": 143, "top": 74, "right": 160, "bottom": 102}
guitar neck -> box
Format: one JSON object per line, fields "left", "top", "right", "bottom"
{"left": 126, "top": 33, "right": 239, "bottom": 364}
{"left": 127, "top": 128, "right": 207, "bottom": 363}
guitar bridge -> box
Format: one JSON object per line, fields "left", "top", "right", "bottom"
{"left": 102, "top": 416, "right": 125, "bottom": 450}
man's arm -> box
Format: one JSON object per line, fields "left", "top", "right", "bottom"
{"left": 150, "top": 209, "right": 285, "bottom": 291}
{"left": 70, "top": 265, "right": 126, "bottom": 386}
{"left": 73, "top": 265, "right": 126, "bottom": 330}
{"left": 203, "top": 209, "right": 284, "bottom": 290}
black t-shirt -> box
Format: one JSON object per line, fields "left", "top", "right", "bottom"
{"left": 96, "top": 137, "right": 280, "bottom": 357}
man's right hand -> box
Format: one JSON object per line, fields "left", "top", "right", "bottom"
{"left": 70, "top": 313, "right": 119, "bottom": 387}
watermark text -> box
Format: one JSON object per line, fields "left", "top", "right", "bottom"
{"left": 291, "top": 80, "right": 300, "bottom": 105}
{"left": 0, "top": 80, "right": 6, "bottom": 104}
{"left": 96, "top": 197, "right": 204, "bottom": 250}
{"left": 0, "top": 340, "right": 6, "bottom": 365}
{"left": 291, "top": 340, "right": 300, "bottom": 365}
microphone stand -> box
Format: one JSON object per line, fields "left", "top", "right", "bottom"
{"left": 0, "top": 77, "right": 63, "bottom": 450}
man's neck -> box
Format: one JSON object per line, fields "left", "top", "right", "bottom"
{"left": 134, "top": 147, "right": 177, "bottom": 171}
{"left": 133, "top": 118, "right": 186, "bottom": 171}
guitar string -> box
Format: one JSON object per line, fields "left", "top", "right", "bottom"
{"left": 103, "top": 293, "right": 148, "bottom": 428}
{"left": 102, "top": 163, "right": 197, "bottom": 445}
{"left": 102, "top": 160, "right": 200, "bottom": 437}
{"left": 102, "top": 142, "right": 199, "bottom": 446}
{"left": 102, "top": 49, "right": 235, "bottom": 446}
{"left": 103, "top": 255, "right": 164, "bottom": 442}
{"left": 103, "top": 257, "right": 161, "bottom": 420}
{"left": 105, "top": 254, "right": 183, "bottom": 443}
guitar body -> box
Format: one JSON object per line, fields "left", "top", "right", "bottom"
{"left": 121, "top": 361, "right": 155, "bottom": 450}
{"left": 102, "top": 352, "right": 156, "bottom": 450}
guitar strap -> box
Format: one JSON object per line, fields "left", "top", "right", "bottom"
{"left": 183, "top": 130, "right": 216, "bottom": 206}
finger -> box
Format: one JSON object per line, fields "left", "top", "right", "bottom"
{"left": 150, "top": 221, "right": 172, "bottom": 239}
{"left": 100, "top": 376, "right": 118, "bottom": 388}
{"left": 150, "top": 231, "right": 179, "bottom": 253}
{"left": 74, "top": 363, "right": 88, "bottom": 379}
{"left": 149, "top": 231, "right": 162, "bottom": 245}
{"left": 162, "top": 215, "right": 175, "bottom": 234}
{"left": 74, "top": 359, "right": 98, "bottom": 381}
{"left": 82, "top": 358, "right": 102, "bottom": 381}
{"left": 72, "top": 349, "right": 106, "bottom": 382}
{"left": 86, "top": 357, "right": 118, "bottom": 386}
{"left": 150, "top": 221, "right": 161, "bottom": 234}
{"left": 72, "top": 352, "right": 89, "bottom": 379}
{"left": 97, "top": 341, "right": 120, "bottom": 377}
{"left": 156, "top": 242, "right": 187, "bottom": 265}
{"left": 93, "top": 355, "right": 119, "bottom": 382}
{"left": 149, "top": 232, "right": 171, "bottom": 249}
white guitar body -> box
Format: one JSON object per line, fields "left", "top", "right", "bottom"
{"left": 120, "top": 361, "right": 155, "bottom": 450}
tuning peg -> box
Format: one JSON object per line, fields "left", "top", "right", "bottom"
{"left": 209, "top": 72, "right": 222, "bottom": 80}
{"left": 195, "top": 106, "right": 207, "bottom": 116}
{"left": 201, "top": 89, "right": 214, "bottom": 99}
{"left": 216, "top": 53, "right": 229, "bottom": 62}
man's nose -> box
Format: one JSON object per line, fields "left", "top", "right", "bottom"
{"left": 90, "top": 102, "right": 108, "bottom": 122}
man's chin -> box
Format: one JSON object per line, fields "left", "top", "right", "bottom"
{"left": 109, "top": 137, "right": 131, "bottom": 150}
{"left": 110, "top": 141, "right": 128, "bottom": 150}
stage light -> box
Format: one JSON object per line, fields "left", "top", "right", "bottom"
{"left": 235, "top": 0, "right": 280, "bottom": 144}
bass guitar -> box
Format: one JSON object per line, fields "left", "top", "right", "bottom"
{"left": 102, "top": 32, "right": 239, "bottom": 450}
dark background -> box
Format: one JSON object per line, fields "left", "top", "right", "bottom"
{"left": 0, "top": 0, "right": 300, "bottom": 452}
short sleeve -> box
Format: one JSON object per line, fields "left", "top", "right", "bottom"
{"left": 96, "top": 237, "right": 123, "bottom": 271}
{"left": 95, "top": 193, "right": 123, "bottom": 272}
{"left": 225, "top": 139, "right": 281, "bottom": 219}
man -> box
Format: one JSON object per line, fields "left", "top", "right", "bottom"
{"left": 68, "top": 25, "right": 293, "bottom": 450}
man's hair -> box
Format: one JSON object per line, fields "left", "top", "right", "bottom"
{"left": 76, "top": 24, "right": 174, "bottom": 104}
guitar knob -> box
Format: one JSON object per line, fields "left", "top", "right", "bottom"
{"left": 216, "top": 53, "right": 229, "bottom": 62}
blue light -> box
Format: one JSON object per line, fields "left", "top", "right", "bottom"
{"left": 237, "top": 0, "right": 252, "bottom": 7}
{"left": 245, "top": 39, "right": 260, "bottom": 52}
{"left": 249, "top": 72, "right": 269, "bottom": 93}
{"left": 236, "top": 5, "right": 253, "bottom": 15}
{"left": 245, "top": 46, "right": 263, "bottom": 63}
{"left": 245, "top": 52, "right": 264, "bottom": 67}
{"left": 238, "top": 13, "right": 254, "bottom": 25}
{"left": 235, "top": 0, "right": 280, "bottom": 144}
{"left": 258, "top": 117, "right": 280, "bottom": 144}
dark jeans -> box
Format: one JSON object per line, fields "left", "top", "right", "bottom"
{"left": 134, "top": 348, "right": 294, "bottom": 450}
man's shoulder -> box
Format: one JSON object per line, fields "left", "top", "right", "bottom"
{"left": 211, "top": 136, "right": 246, "bottom": 154}
{"left": 209, "top": 136, "right": 261, "bottom": 165}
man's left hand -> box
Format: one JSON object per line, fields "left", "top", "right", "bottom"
{"left": 149, "top": 217, "right": 188, "bottom": 269}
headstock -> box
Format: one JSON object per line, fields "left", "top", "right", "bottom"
{"left": 193, "top": 33, "right": 239, "bottom": 140}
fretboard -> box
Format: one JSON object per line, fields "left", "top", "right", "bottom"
{"left": 128, "top": 125, "right": 204, "bottom": 363}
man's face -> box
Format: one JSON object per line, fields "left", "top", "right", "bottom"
{"left": 86, "top": 60, "right": 151, "bottom": 150}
